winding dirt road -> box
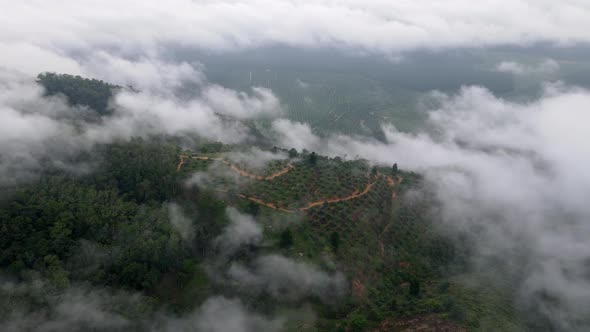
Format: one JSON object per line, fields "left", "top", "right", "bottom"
{"left": 176, "top": 155, "right": 188, "bottom": 171}
{"left": 223, "top": 160, "right": 294, "bottom": 180}
{"left": 178, "top": 155, "right": 294, "bottom": 180}
{"left": 179, "top": 154, "right": 403, "bottom": 213}
{"left": 298, "top": 180, "right": 376, "bottom": 211}
{"left": 236, "top": 174, "right": 401, "bottom": 213}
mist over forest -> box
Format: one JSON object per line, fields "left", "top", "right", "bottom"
{"left": 1, "top": 1, "right": 590, "bottom": 331}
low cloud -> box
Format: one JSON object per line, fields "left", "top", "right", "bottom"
{"left": 214, "top": 208, "right": 264, "bottom": 257}
{"left": 155, "top": 296, "right": 284, "bottom": 332}
{"left": 209, "top": 209, "right": 346, "bottom": 304}
{"left": 0, "top": 71, "right": 88, "bottom": 185}
{"left": 495, "top": 59, "right": 560, "bottom": 75}
{"left": 84, "top": 89, "right": 252, "bottom": 144}
{"left": 0, "top": 278, "right": 284, "bottom": 332}
{"left": 81, "top": 52, "right": 204, "bottom": 94}
{"left": 270, "top": 85, "right": 590, "bottom": 329}
{"left": 202, "top": 86, "right": 282, "bottom": 120}
{"left": 4, "top": 1, "right": 590, "bottom": 57}
{"left": 271, "top": 119, "right": 321, "bottom": 152}
{"left": 167, "top": 203, "right": 195, "bottom": 243}
{"left": 0, "top": 64, "right": 281, "bottom": 185}
{"left": 225, "top": 148, "right": 288, "bottom": 170}
{"left": 295, "top": 79, "right": 309, "bottom": 89}
{"left": 0, "top": 42, "right": 82, "bottom": 76}
{"left": 228, "top": 255, "right": 346, "bottom": 304}
{"left": 0, "top": 279, "right": 134, "bottom": 331}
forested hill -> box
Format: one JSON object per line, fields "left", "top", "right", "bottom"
{"left": 37, "top": 72, "right": 120, "bottom": 115}
{"left": 0, "top": 73, "right": 525, "bottom": 331}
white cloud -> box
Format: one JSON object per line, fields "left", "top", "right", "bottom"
{"left": 0, "top": 73, "right": 84, "bottom": 184}
{"left": 214, "top": 208, "right": 263, "bottom": 257}
{"left": 2, "top": 1, "right": 590, "bottom": 64}
{"left": 228, "top": 255, "right": 346, "bottom": 303}
{"left": 81, "top": 53, "right": 204, "bottom": 93}
{"left": 0, "top": 42, "right": 82, "bottom": 76}
{"left": 168, "top": 203, "right": 195, "bottom": 243}
{"left": 159, "top": 296, "right": 284, "bottom": 332}
{"left": 225, "top": 147, "right": 288, "bottom": 170}
{"left": 496, "top": 59, "right": 560, "bottom": 75}
{"left": 271, "top": 119, "right": 321, "bottom": 152}
{"left": 0, "top": 280, "right": 133, "bottom": 331}
{"left": 0, "top": 67, "right": 281, "bottom": 185}
{"left": 295, "top": 79, "right": 309, "bottom": 89}
{"left": 202, "top": 85, "right": 282, "bottom": 119}
{"left": 1, "top": 278, "right": 284, "bottom": 332}
{"left": 84, "top": 89, "right": 253, "bottom": 144}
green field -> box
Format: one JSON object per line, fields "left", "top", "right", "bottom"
{"left": 206, "top": 68, "right": 425, "bottom": 137}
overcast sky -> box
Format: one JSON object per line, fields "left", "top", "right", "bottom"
{"left": 2, "top": 0, "right": 590, "bottom": 76}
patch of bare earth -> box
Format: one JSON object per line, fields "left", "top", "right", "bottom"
{"left": 352, "top": 278, "right": 366, "bottom": 299}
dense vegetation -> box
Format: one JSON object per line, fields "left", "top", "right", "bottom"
{"left": 179, "top": 148, "right": 522, "bottom": 331}
{"left": 0, "top": 73, "right": 526, "bottom": 331}
{"left": 37, "top": 73, "right": 120, "bottom": 115}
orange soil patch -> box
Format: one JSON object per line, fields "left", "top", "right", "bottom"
{"left": 352, "top": 278, "right": 366, "bottom": 299}
{"left": 385, "top": 175, "right": 395, "bottom": 187}
{"left": 380, "top": 173, "right": 403, "bottom": 205}
{"left": 238, "top": 194, "right": 296, "bottom": 213}
{"left": 176, "top": 155, "right": 188, "bottom": 171}
{"left": 299, "top": 180, "right": 376, "bottom": 211}
{"left": 399, "top": 261, "right": 411, "bottom": 269}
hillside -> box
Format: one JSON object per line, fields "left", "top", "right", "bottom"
{"left": 0, "top": 73, "right": 526, "bottom": 331}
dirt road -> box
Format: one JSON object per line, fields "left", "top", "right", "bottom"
{"left": 178, "top": 155, "right": 294, "bottom": 180}
{"left": 179, "top": 154, "right": 403, "bottom": 214}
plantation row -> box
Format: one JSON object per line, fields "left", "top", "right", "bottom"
{"left": 178, "top": 152, "right": 403, "bottom": 216}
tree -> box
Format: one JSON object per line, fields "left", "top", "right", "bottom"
{"left": 288, "top": 148, "right": 298, "bottom": 158}
{"left": 279, "top": 229, "right": 294, "bottom": 248}
{"left": 409, "top": 278, "right": 421, "bottom": 297}
{"left": 245, "top": 201, "right": 260, "bottom": 216}
{"left": 347, "top": 313, "right": 368, "bottom": 332}
{"left": 309, "top": 152, "right": 317, "bottom": 165}
{"left": 200, "top": 142, "right": 224, "bottom": 153}
{"left": 37, "top": 72, "right": 119, "bottom": 115}
{"left": 44, "top": 255, "right": 70, "bottom": 289}
{"left": 98, "top": 138, "right": 178, "bottom": 203}
{"left": 120, "top": 262, "right": 152, "bottom": 289}
{"left": 392, "top": 163, "right": 398, "bottom": 175}
{"left": 330, "top": 231, "right": 340, "bottom": 252}
{"left": 371, "top": 166, "right": 378, "bottom": 177}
